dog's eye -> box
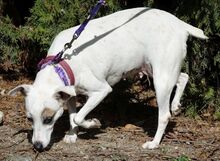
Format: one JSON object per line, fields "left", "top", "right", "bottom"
{"left": 43, "top": 117, "right": 53, "bottom": 125}
{"left": 27, "top": 117, "right": 33, "bottom": 123}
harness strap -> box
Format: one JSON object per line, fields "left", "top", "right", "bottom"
{"left": 38, "top": 56, "right": 75, "bottom": 85}
{"left": 59, "top": 59, "right": 75, "bottom": 85}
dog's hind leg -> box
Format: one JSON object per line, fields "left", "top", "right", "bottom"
{"left": 171, "top": 72, "right": 189, "bottom": 115}
{"left": 63, "top": 97, "right": 79, "bottom": 143}
{"left": 142, "top": 67, "right": 179, "bottom": 149}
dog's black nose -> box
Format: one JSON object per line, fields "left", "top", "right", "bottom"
{"left": 33, "top": 141, "right": 44, "bottom": 151}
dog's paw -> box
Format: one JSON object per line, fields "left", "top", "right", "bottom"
{"left": 142, "top": 141, "right": 159, "bottom": 149}
{"left": 88, "top": 118, "right": 102, "bottom": 128}
{"left": 171, "top": 102, "right": 182, "bottom": 116}
{"left": 74, "top": 117, "right": 102, "bottom": 129}
{"left": 172, "top": 108, "right": 182, "bottom": 116}
{"left": 63, "top": 134, "right": 77, "bottom": 144}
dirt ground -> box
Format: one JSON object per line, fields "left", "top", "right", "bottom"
{"left": 0, "top": 74, "right": 220, "bottom": 161}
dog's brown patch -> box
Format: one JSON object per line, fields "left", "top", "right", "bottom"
{"left": 42, "top": 108, "right": 55, "bottom": 118}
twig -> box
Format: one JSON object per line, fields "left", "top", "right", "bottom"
{"left": 15, "top": 147, "right": 33, "bottom": 152}
{"left": 0, "top": 137, "right": 26, "bottom": 149}
{"left": 13, "top": 128, "right": 30, "bottom": 136}
{"left": 164, "top": 138, "right": 195, "bottom": 144}
{"left": 207, "top": 147, "right": 220, "bottom": 158}
{"left": 34, "top": 151, "right": 40, "bottom": 161}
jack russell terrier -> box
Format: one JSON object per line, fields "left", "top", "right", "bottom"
{"left": 9, "top": 7, "right": 207, "bottom": 151}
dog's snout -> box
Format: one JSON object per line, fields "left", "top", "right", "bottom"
{"left": 33, "top": 141, "right": 44, "bottom": 151}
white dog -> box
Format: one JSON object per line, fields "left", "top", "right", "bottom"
{"left": 9, "top": 7, "right": 207, "bottom": 151}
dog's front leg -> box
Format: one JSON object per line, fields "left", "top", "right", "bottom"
{"left": 74, "top": 83, "right": 112, "bottom": 129}
{"left": 63, "top": 97, "right": 78, "bottom": 143}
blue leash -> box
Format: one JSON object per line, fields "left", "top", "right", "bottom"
{"left": 53, "top": 0, "right": 106, "bottom": 63}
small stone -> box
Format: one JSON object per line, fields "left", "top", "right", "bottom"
{"left": 123, "top": 124, "right": 143, "bottom": 131}
{"left": 0, "top": 89, "right": 6, "bottom": 95}
{"left": 0, "top": 111, "right": 4, "bottom": 125}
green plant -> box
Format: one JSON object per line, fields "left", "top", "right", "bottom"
{"left": 172, "top": 155, "right": 191, "bottom": 161}
{"left": 178, "top": 0, "right": 220, "bottom": 117}
{"left": 0, "top": 16, "right": 22, "bottom": 71}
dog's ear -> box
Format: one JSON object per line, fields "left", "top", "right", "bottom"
{"left": 54, "top": 86, "right": 76, "bottom": 102}
{"left": 8, "top": 84, "right": 32, "bottom": 96}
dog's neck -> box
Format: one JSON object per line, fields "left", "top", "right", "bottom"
{"left": 34, "top": 65, "right": 65, "bottom": 91}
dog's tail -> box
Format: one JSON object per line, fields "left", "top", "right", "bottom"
{"left": 182, "top": 21, "right": 208, "bottom": 39}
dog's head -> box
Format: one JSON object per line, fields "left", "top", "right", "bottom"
{"left": 8, "top": 84, "right": 76, "bottom": 151}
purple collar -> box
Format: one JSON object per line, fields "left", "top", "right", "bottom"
{"left": 53, "top": 65, "right": 69, "bottom": 86}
